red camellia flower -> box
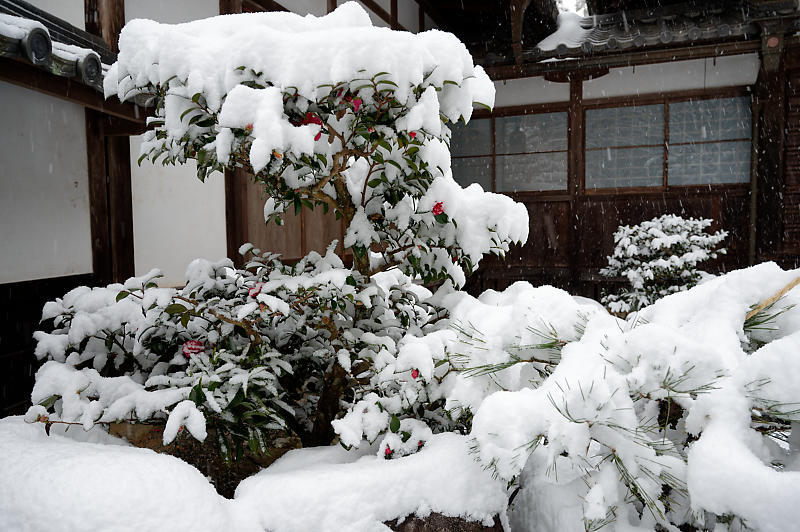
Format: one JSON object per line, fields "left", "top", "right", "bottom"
{"left": 182, "top": 340, "right": 204, "bottom": 358}
{"left": 314, "top": 131, "right": 322, "bottom": 141}
{"left": 411, "top": 368, "right": 419, "bottom": 379}
{"left": 384, "top": 446, "right": 392, "bottom": 457}
{"left": 432, "top": 202, "right": 444, "bottom": 216}
{"left": 409, "top": 131, "right": 417, "bottom": 139}
{"left": 353, "top": 98, "right": 362, "bottom": 112}
{"left": 245, "top": 123, "right": 253, "bottom": 132}
{"left": 249, "top": 282, "right": 264, "bottom": 298}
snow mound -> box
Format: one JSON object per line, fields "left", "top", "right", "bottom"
{"left": 0, "top": 417, "right": 504, "bottom": 532}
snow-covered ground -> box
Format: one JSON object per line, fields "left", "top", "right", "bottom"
{"left": 0, "top": 417, "right": 506, "bottom": 532}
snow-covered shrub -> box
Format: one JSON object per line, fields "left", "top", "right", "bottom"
{"left": 27, "top": 2, "right": 528, "bottom": 462}
{"left": 600, "top": 214, "right": 727, "bottom": 314}
{"left": 30, "top": 246, "right": 450, "bottom": 455}
{"left": 397, "top": 264, "right": 800, "bottom": 532}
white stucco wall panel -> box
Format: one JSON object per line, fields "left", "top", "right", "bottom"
{"left": 125, "top": 0, "right": 227, "bottom": 287}
{"left": 0, "top": 81, "right": 93, "bottom": 283}
{"left": 398, "top": 0, "right": 419, "bottom": 33}
{"left": 287, "top": 0, "right": 327, "bottom": 17}
{"left": 26, "top": 0, "right": 84, "bottom": 30}
{"left": 583, "top": 54, "right": 760, "bottom": 100}
{"left": 494, "top": 76, "right": 571, "bottom": 108}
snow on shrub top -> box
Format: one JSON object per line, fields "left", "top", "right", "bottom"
{"left": 105, "top": 2, "right": 493, "bottom": 115}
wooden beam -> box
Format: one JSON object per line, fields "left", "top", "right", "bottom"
{"left": 219, "top": 0, "right": 243, "bottom": 15}
{"left": 413, "top": 0, "right": 448, "bottom": 31}
{"left": 485, "top": 40, "right": 763, "bottom": 81}
{"left": 0, "top": 56, "right": 145, "bottom": 123}
{"left": 83, "top": 0, "right": 125, "bottom": 53}
{"left": 360, "top": 0, "right": 408, "bottom": 31}
{"left": 328, "top": 0, "right": 337, "bottom": 13}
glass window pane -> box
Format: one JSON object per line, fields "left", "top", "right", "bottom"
{"left": 496, "top": 153, "right": 567, "bottom": 192}
{"left": 669, "top": 97, "right": 751, "bottom": 144}
{"left": 452, "top": 156, "right": 492, "bottom": 191}
{"left": 495, "top": 112, "right": 567, "bottom": 154}
{"left": 586, "top": 147, "right": 664, "bottom": 188}
{"left": 586, "top": 105, "right": 665, "bottom": 148}
{"left": 450, "top": 119, "right": 491, "bottom": 157}
{"left": 668, "top": 141, "right": 750, "bottom": 185}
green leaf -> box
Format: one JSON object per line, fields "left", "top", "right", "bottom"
{"left": 165, "top": 303, "right": 188, "bottom": 315}
{"left": 116, "top": 290, "right": 131, "bottom": 302}
{"left": 367, "top": 178, "right": 382, "bottom": 188}
{"left": 191, "top": 92, "right": 202, "bottom": 103}
{"left": 180, "top": 313, "right": 190, "bottom": 328}
{"left": 376, "top": 79, "right": 398, "bottom": 87}
{"left": 389, "top": 414, "right": 400, "bottom": 433}
{"left": 345, "top": 275, "right": 357, "bottom": 287}
{"left": 137, "top": 153, "right": 148, "bottom": 166}
{"left": 316, "top": 153, "right": 327, "bottom": 166}
{"left": 434, "top": 213, "right": 449, "bottom": 224}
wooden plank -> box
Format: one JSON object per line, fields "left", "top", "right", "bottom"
{"left": 0, "top": 56, "right": 145, "bottom": 123}
{"left": 304, "top": 206, "right": 344, "bottom": 256}
{"left": 85, "top": 109, "right": 112, "bottom": 285}
{"left": 244, "top": 179, "right": 303, "bottom": 260}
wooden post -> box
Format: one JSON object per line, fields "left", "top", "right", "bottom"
{"left": 83, "top": 0, "right": 125, "bottom": 53}
{"left": 567, "top": 75, "right": 583, "bottom": 292}
{"left": 327, "top": 0, "right": 337, "bottom": 13}
{"left": 85, "top": 109, "right": 112, "bottom": 285}
{"left": 755, "top": 23, "right": 788, "bottom": 262}
{"left": 84, "top": 0, "right": 135, "bottom": 282}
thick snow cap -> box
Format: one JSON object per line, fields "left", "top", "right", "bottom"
{"left": 104, "top": 1, "right": 494, "bottom": 115}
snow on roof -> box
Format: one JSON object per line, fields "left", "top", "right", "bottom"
{"left": 0, "top": 13, "right": 104, "bottom": 87}
{"left": 531, "top": 0, "right": 799, "bottom": 61}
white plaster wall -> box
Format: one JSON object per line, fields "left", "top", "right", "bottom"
{"left": 25, "top": 0, "right": 84, "bottom": 30}
{"left": 398, "top": 0, "right": 419, "bottom": 33}
{"left": 356, "top": 1, "right": 390, "bottom": 28}
{"left": 288, "top": 0, "right": 327, "bottom": 17}
{"left": 583, "top": 53, "right": 760, "bottom": 100}
{"left": 0, "top": 81, "right": 92, "bottom": 283}
{"left": 125, "top": 0, "right": 227, "bottom": 287}
{"left": 494, "top": 76, "right": 570, "bottom": 108}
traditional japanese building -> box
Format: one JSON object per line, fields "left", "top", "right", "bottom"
{"left": 1, "top": 0, "right": 799, "bottom": 414}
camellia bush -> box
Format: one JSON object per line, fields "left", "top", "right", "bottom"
{"left": 600, "top": 214, "right": 727, "bottom": 314}
{"left": 27, "top": 2, "right": 527, "bottom": 461}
